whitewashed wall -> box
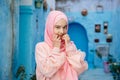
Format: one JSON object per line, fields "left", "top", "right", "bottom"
{"left": 20, "top": 0, "right": 33, "bottom": 5}
{"left": 56, "top": 0, "right": 120, "bottom": 12}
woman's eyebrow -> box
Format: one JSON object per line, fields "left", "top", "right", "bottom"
{"left": 55, "top": 24, "right": 67, "bottom": 27}
{"left": 55, "top": 24, "right": 60, "bottom": 26}
{"left": 55, "top": 25, "right": 61, "bottom": 27}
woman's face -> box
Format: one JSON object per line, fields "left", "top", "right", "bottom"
{"left": 54, "top": 19, "right": 67, "bottom": 38}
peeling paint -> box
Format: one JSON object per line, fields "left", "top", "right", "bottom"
{"left": 0, "top": 0, "right": 19, "bottom": 80}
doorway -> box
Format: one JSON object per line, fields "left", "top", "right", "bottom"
{"left": 68, "top": 22, "right": 88, "bottom": 60}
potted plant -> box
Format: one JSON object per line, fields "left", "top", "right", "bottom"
{"left": 16, "top": 65, "right": 36, "bottom": 80}
{"left": 16, "top": 65, "right": 26, "bottom": 80}
{"left": 107, "top": 54, "right": 120, "bottom": 80}
{"left": 109, "top": 62, "right": 120, "bottom": 80}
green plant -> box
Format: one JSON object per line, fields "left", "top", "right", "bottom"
{"left": 109, "top": 63, "right": 120, "bottom": 73}
{"left": 16, "top": 65, "right": 26, "bottom": 80}
{"left": 95, "top": 49, "right": 102, "bottom": 59}
{"left": 108, "top": 54, "right": 120, "bottom": 80}
{"left": 109, "top": 62, "right": 120, "bottom": 80}
{"left": 30, "top": 73, "right": 36, "bottom": 80}
{"left": 16, "top": 65, "right": 36, "bottom": 80}
{"left": 108, "top": 54, "right": 116, "bottom": 63}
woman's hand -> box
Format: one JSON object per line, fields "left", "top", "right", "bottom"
{"left": 62, "top": 34, "right": 70, "bottom": 46}
{"left": 53, "top": 34, "right": 61, "bottom": 48}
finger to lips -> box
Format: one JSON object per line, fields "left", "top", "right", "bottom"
{"left": 64, "top": 34, "right": 69, "bottom": 39}
{"left": 57, "top": 36, "right": 61, "bottom": 40}
{"left": 63, "top": 34, "right": 67, "bottom": 38}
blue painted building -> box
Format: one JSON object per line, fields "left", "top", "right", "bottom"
{"left": 0, "top": 0, "right": 19, "bottom": 80}
{"left": 0, "top": 0, "right": 120, "bottom": 80}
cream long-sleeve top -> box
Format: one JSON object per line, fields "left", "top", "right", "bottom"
{"left": 35, "top": 41, "right": 88, "bottom": 80}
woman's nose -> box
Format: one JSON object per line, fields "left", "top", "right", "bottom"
{"left": 59, "top": 29, "right": 64, "bottom": 34}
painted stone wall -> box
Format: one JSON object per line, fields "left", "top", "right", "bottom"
{"left": 54, "top": 0, "right": 120, "bottom": 68}
{"left": 0, "top": 0, "right": 19, "bottom": 80}
{"left": 110, "top": 7, "right": 120, "bottom": 61}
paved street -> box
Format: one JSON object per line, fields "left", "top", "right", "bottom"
{"left": 79, "top": 68, "right": 114, "bottom": 80}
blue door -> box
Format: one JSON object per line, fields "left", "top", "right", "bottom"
{"left": 68, "top": 22, "right": 88, "bottom": 60}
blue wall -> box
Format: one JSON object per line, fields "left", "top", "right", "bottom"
{"left": 65, "top": 8, "right": 120, "bottom": 68}
{"left": 35, "top": 6, "right": 120, "bottom": 68}
{"left": 0, "top": 0, "right": 120, "bottom": 79}
{"left": 110, "top": 7, "right": 120, "bottom": 60}
{"left": 0, "top": 0, "right": 19, "bottom": 79}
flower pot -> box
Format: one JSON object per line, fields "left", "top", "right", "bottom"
{"left": 103, "top": 61, "right": 110, "bottom": 73}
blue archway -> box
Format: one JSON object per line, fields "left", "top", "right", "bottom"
{"left": 68, "top": 22, "right": 88, "bottom": 60}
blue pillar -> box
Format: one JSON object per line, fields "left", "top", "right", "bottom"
{"left": 18, "top": 6, "right": 34, "bottom": 79}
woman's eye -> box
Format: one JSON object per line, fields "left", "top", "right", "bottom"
{"left": 63, "top": 25, "right": 67, "bottom": 29}
{"left": 63, "top": 27, "right": 66, "bottom": 29}
{"left": 55, "top": 26, "right": 60, "bottom": 29}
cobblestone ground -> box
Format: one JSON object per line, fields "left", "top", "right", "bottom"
{"left": 79, "top": 68, "right": 114, "bottom": 80}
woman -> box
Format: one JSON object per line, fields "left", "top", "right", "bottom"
{"left": 35, "top": 10, "right": 88, "bottom": 80}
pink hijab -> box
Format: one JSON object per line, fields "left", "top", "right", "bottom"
{"left": 44, "top": 10, "right": 78, "bottom": 80}
{"left": 44, "top": 10, "right": 68, "bottom": 48}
